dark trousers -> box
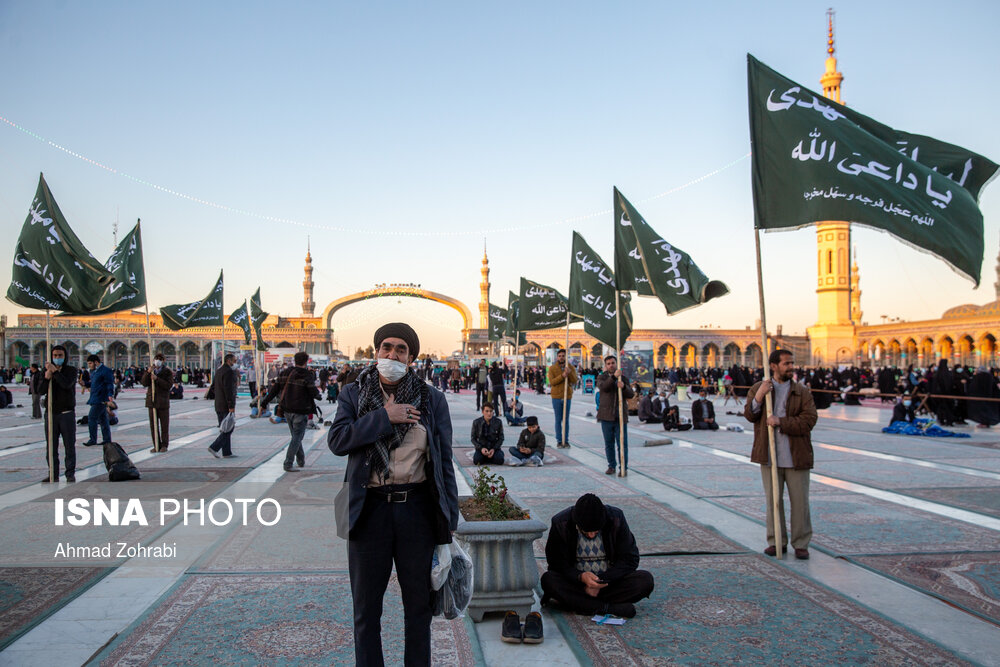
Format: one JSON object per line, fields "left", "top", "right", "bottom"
{"left": 600, "top": 420, "right": 628, "bottom": 470}
{"left": 88, "top": 403, "right": 111, "bottom": 443}
{"left": 476, "top": 383, "right": 488, "bottom": 410}
{"left": 348, "top": 485, "right": 436, "bottom": 667}
{"left": 208, "top": 410, "right": 233, "bottom": 456}
{"left": 44, "top": 410, "right": 76, "bottom": 476}
{"left": 492, "top": 386, "right": 507, "bottom": 413}
{"left": 473, "top": 448, "right": 504, "bottom": 465}
{"left": 541, "top": 570, "right": 654, "bottom": 615}
{"left": 148, "top": 406, "right": 170, "bottom": 449}
{"left": 31, "top": 392, "right": 42, "bottom": 419}
{"left": 283, "top": 412, "right": 308, "bottom": 467}
{"left": 508, "top": 446, "right": 542, "bottom": 462}
{"left": 694, "top": 421, "right": 719, "bottom": 430}
{"left": 248, "top": 381, "right": 258, "bottom": 398}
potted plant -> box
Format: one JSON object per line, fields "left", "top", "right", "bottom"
{"left": 455, "top": 467, "right": 546, "bottom": 622}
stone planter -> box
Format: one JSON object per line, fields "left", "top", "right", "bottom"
{"left": 454, "top": 493, "right": 546, "bottom": 622}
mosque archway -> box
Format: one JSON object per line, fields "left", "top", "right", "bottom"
{"left": 322, "top": 285, "right": 474, "bottom": 332}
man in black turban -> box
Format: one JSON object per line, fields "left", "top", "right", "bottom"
{"left": 540, "top": 493, "right": 654, "bottom": 617}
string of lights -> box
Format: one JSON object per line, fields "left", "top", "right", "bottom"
{"left": 1, "top": 113, "right": 749, "bottom": 237}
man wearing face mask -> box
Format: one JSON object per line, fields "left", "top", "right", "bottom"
{"left": 207, "top": 354, "right": 238, "bottom": 458}
{"left": 38, "top": 345, "right": 79, "bottom": 482}
{"left": 82, "top": 354, "right": 115, "bottom": 447}
{"left": 329, "top": 322, "right": 459, "bottom": 667}
{"left": 141, "top": 353, "right": 174, "bottom": 453}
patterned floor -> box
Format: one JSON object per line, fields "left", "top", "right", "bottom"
{"left": 0, "top": 567, "right": 109, "bottom": 649}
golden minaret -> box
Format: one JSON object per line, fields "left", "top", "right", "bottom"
{"left": 807, "top": 9, "right": 857, "bottom": 364}
{"left": 479, "top": 241, "right": 490, "bottom": 329}
{"left": 301, "top": 239, "right": 315, "bottom": 317}
{"left": 850, "top": 246, "right": 862, "bottom": 323}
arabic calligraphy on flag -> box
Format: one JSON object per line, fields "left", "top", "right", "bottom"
{"left": 90, "top": 221, "right": 146, "bottom": 315}
{"left": 748, "top": 54, "right": 998, "bottom": 285}
{"left": 568, "top": 232, "right": 632, "bottom": 349}
{"left": 488, "top": 303, "right": 507, "bottom": 342}
{"left": 519, "top": 277, "right": 582, "bottom": 331}
{"left": 160, "top": 271, "right": 224, "bottom": 330}
{"left": 229, "top": 301, "right": 252, "bottom": 345}
{"left": 249, "top": 288, "right": 269, "bottom": 351}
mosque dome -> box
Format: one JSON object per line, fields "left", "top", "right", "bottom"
{"left": 942, "top": 301, "right": 1000, "bottom": 319}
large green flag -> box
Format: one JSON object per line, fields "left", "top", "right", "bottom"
{"left": 519, "top": 277, "right": 582, "bottom": 331}
{"left": 228, "top": 300, "right": 252, "bottom": 345}
{"left": 568, "top": 232, "right": 633, "bottom": 349}
{"left": 249, "top": 288, "right": 269, "bottom": 351}
{"left": 504, "top": 290, "right": 527, "bottom": 346}
{"left": 613, "top": 187, "right": 729, "bottom": 314}
{"left": 7, "top": 173, "right": 124, "bottom": 313}
{"left": 487, "top": 302, "right": 507, "bottom": 342}
{"left": 748, "top": 54, "right": 998, "bottom": 285}
{"left": 90, "top": 221, "right": 146, "bottom": 315}
{"left": 160, "top": 270, "right": 224, "bottom": 330}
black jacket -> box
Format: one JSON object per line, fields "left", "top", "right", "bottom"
{"left": 211, "top": 363, "right": 238, "bottom": 412}
{"left": 515, "top": 428, "right": 546, "bottom": 456}
{"left": 141, "top": 366, "right": 174, "bottom": 409}
{"left": 691, "top": 398, "right": 715, "bottom": 424}
{"left": 471, "top": 416, "right": 504, "bottom": 450}
{"left": 39, "top": 364, "right": 78, "bottom": 414}
{"left": 263, "top": 366, "right": 320, "bottom": 415}
{"left": 545, "top": 505, "right": 640, "bottom": 584}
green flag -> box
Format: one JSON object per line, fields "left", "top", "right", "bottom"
{"left": 7, "top": 173, "right": 124, "bottom": 313}
{"left": 748, "top": 54, "right": 998, "bottom": 285}
{"left": 249, "top": 288, "right": 269, "bottom": 351}
{"left": 504, "top": 291, "right": 526, "bottom": 346}
{"left": 519, "top": 277, "right": 582, "bottom": 331}
{"left": 568, "top": 232, "right": 633, "bottom": 349}
{"left": 228, "top": 300, "right": 252, "bottom": 345}
{"left": 613, "top": 187, "right": 729, "bottom": 314}
{"left": 487, "top": 302, "right": 507, "bottom": 342}
{"left": 160, "top": 270, "right": 224, "bottom": 330}
{"left": 90, "top": 221, "right": 146, "bottom": 315}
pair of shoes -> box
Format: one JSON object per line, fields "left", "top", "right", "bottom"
{"left": 501, "top": 611, "right": 544, "bottom": 644}
{"left": 149, "top": 447, "right": 168, "bottom": 453}
{"left": 208, "top": 447, "right": 221, "bottom": 459}
{"left": 556, "top": 442, "right": 570, "bottom": 449}
{"left": 507, "top": 457, "right": 525, "bottom": 466}
{"left": 763, "top": 546, "right": 787, "bottom": 557}
{"left": 605, "top": 467, "right": 615, "bottom": 475}
{"left": 65, "top": 473, "right": 76, "bottom": 482}
{"left": 794, "top": 548, "right": 810, "bottom": 560}
{"left": 283, "top": 465, "right": 296, "bottom": 472}
{"left": 605, "top": 603, "right": 636, "bottom": 619}
{"left": 82, "top": 441, "right": 97, "bottom": 447}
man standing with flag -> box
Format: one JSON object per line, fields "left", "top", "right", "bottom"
{"left": 596, "top": 355, "right": 634, "bottom": 475}
{"left": 141, "top": 353, "right": 173, "bottom": 453}
{"left": 548, "top": 349, "right": 577, "bottom": 449}
{"left": 39, "top": 345, "right": 78, "bottom": 482}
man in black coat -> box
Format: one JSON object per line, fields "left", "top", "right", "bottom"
{"left": 263, "top": 351, "right": 321, "bottom": 471}
{"left": 471, "top": 404, "right": 504, "bottom": 465}
{"left": 207, "top": 354, "right": 238, "bottom": 458}
{"left": 541, "top": 493, "right": 654, "bottom": 618}
{"left": 692, "top": 388, "right": 719, "bottom": 430}
{"left": 141, "top": 353, "right": 174, "bottom": 452}
{"left": 38, "top": 345, "right": 79, "bottom": 482}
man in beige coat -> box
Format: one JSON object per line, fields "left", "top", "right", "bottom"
{"left": 547, "top": 349, "right": 578, "bottom": 448}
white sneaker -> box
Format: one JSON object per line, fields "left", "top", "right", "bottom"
{"left": 208, "top": 447, "right": 221, "bottom": 459}
{"left": 533, "top": 456, "right": 544, "bottom": 467}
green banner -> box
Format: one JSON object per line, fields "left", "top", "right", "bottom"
{"left": 748, "top": 54, "right": 998, "bottom": 285}
{"left": 504, "top": 291, "right": 526, "bottom": 346}
{"left": 91, "top": 221, "right": 146, "bottom": 315}
{"left": 519, "top": 277, "right": 582, "bottom": 331}
{"left": 487, "top": 302, "right": 507, "bottom": 342}
{"left": 613, "top": 187, "right": 729, "bottom": 314}
{"left": 568, "top": 232, "right": 633, "bottom": 349}
{"left": 228, "top": 300, "right": 252, "bottom": 345}
{"left": 249, "top": 287, "right": 269, "bottom": 351}
{"left": 160, "top": 270, "right": 224, "bottom": 330}
{"left": 7, "top": 173, "right": 124, "bottom": 313}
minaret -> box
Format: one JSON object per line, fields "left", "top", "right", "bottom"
{"left": 850, "top": 246, "right": 862, "bottom": 323}
{"left": 479, "top": 241, "right": 490, "bottom": 329}
{"left": 807, "top": 9, "right": 856, "bottom": 365}
{"left": 301, "top": 239, "right": 315, "bottom": 317}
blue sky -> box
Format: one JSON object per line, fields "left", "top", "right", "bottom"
{"left": 2, "top": 1, "right": 998, "bottom": 356}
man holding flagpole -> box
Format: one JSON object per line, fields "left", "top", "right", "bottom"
{"left": 39, "top": 345, "right": 78, "bottom": 482}
{"left": 596, "top": 355, "right": 634, "bottom": 475}
{"left": 548, "top": 349, "right": 577, "bottom": 449}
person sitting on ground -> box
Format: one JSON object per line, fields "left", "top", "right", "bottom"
{"left": 169, "top": 382, "right": 184, "bottom": 400}
{"left": 471, "top": 403, "right": 504, "bottom": 465}
{"left": 890, "top": 393, "right": 916, "bottom": 426}
{"left": 0, "top": 385, "right": 12, "bottom": 409}
{"left": 637, "top": 390, "right": 661, "bottom": 424}
{"left": 661, "top": 395, "right": 691, "bottom": 431}
{"left": 540, "top": 493, "right": 655, "bottom": 618}
{"left": 691, "top": 388, "right": 719, "bottom": 430}
{"left": 505, "top": 389, "right": 527, "bottom": 426}
{"left": 508, "top": 416, "right": 545, "bottom": 466}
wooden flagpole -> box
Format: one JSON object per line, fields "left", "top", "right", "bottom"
{"left": 754, "top": 228, "right": 783, "bottom": 558}
{"left": 615, "top": 291, "right": 626, "bottom": 477}
{"left": 45, "top": 309, "right": 55, "bottom": 483}
{"left": 145, "top": 304, "right": 161, "bottom": 452}
{"left": 562, "top": 312, "right": 571, "bottom": 447}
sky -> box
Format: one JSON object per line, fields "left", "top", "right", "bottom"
{"left": 2, "top": 1, "right": 998, "bottom": 358}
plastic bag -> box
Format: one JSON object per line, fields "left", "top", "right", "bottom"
{"left": 431, "top": 543, "right": 453, "bottom": 591}
{"left": 219, "top": 412, "right": 235, "bottom": 434}
{"left": 431, "top": 540, "right": 474, "bottom": 619}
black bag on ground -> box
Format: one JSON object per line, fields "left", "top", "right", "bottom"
{"left": 102, "top": 442, "right": 141, "bottom": 481}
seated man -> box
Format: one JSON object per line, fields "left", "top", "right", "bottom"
{"left": 508, "top": 416, "right": 545, "bottom": 466}
{"left": 0, "top": 385, "right": 11, "bottom": 409}
{"left": 890, "top": 394, "right": 916, "bottom": 426}
{"left": 637, "top": 390, "right": 661, "bottom": 424}
{"left": 169, "top": 382, "right": 184, "bottom": 400}
{"left": 691, "top": 388, "right": 719, "bottom": 430}
{"left": 505, "top": 389, "right": 527, "bottom": 426}
{"left": 471, "top": 404, "right": 504, "bottom": 465}
{"left": 541, "top": 493, "right": 654, "bottom": 618}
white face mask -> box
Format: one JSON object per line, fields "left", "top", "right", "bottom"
{"left": 376, "top": 358, "right": 408, "bottom": 382}
{"left": 154, "top": 359, "right": 162, "bottom": 368}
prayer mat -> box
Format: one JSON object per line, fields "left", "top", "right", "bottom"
{"left": 35, "top": 467, "right": 249, "bottom": 501}
{"left": 553, "top": 554, "right": 970, "bottom": 666}
{"left": 896, "top": 485, "right": 1000, "bottom": 519}
{"left": 136, "top": 441, "right": 281, "bottom": 469}
{"left": 93, "top": 573, "right": 475, "bottom": 666}
{"left": 851, "top": 552, "right": 1000, "bottom": 625}
{"left": 459, "top": 463, "right": 641, "bottom": 498}
{"left": 0, "top": 566, "right": 109, "bottom": 649}
{"left": 630, "top": 463, "right": 762, "bottom": 498}
{"left": 710, "top": 491, "right": 1000, "bottom": 555}
{"left": 267, "top": 471, "right": 343, "bottom": 505}
{"left": 458, "top": 448, "right": 573, "bottom": 468}
{"left": 817, "top": 459, "right": 1000, "bottom": 489}
{"left": 520, "top": 495, "right": 744, "bottom": 557}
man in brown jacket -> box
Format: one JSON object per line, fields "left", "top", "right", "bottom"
{"left": 597, "top": 355, "right": 635, "bottom": 475}
{"left": 548, "top": 349, "right": 578, "bottom": 448}
{"left": 744, "top": 349, "right": 818, "bottom": 559}
{"left": 141, "top": 353, "right": 174, "bottom": 453}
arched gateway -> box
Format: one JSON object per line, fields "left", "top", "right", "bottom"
{"left": 322, "top": 284, "right": 474, "bottom": 332}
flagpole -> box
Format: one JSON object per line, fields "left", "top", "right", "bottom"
{"left": 562, "top": 312, "right": 570, "bottom": 449}
{"left": 754, "top": 227, "right": 782, "bottom": 559}
{"left": 615, "top": 291, "right": 625, "bottom": 477}
{"left": 45, "top": 309, "right": 54, "bottom": 483}
{"left": 145, "top": 304, "right": 161, "bottom": 452}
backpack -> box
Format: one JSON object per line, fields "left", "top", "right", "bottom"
{"left": 102, "top": 442, "right": 141, "bottom": 482}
